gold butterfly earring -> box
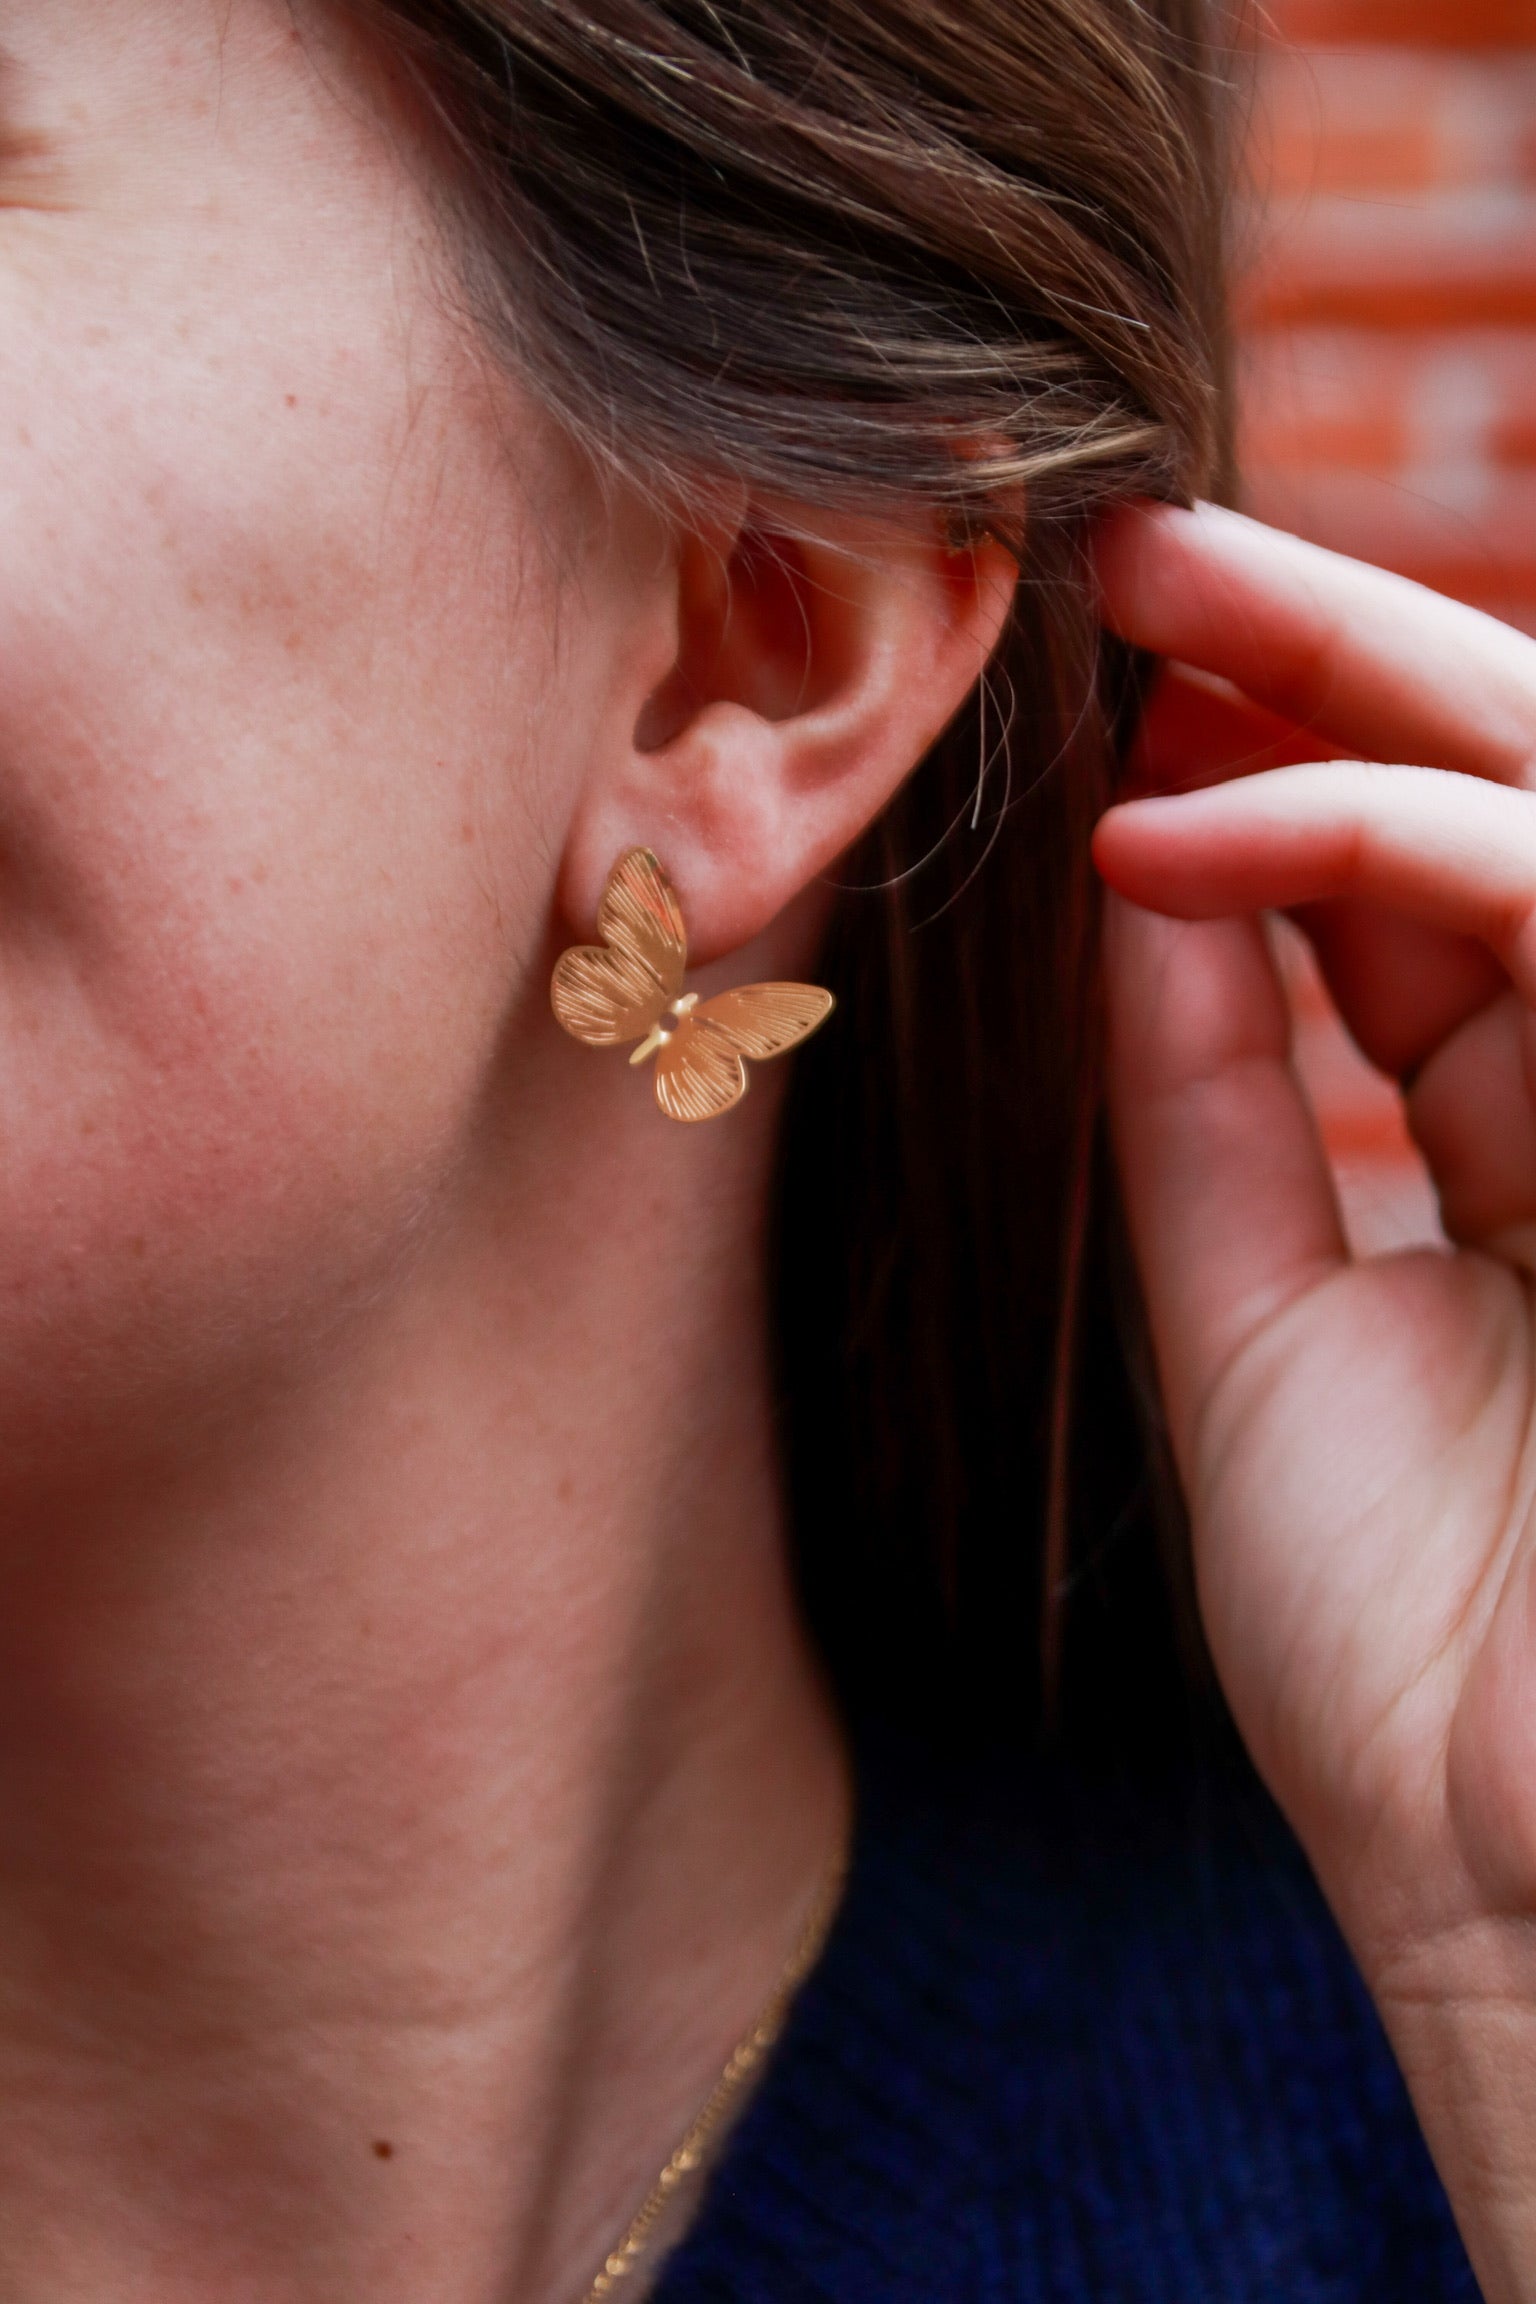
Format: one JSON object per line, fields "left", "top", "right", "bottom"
{"left": 550, "top": 849, "right": 834, "bottom": 1123}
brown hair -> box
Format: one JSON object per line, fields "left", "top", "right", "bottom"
{"left": 339, "top": 0, "right": 1235, "bottom": 1753}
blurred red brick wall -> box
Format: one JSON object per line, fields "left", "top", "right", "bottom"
{"left": 1236, "top": 0, "right": 1536, "bottom": 1250}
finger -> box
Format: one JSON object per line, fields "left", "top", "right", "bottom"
{"left": 1128, "top": 683, "right": 1493, "bottom": 1080}
{"left": 1094, "top": 765, "right": 1536, "bottom": 1000}
{"left": 1407, "top": 989, "right": 1536, "bottom": 1264}
{"left": 1096, "top": 503, "right": 1536, "bottom": 786}
{"left": 1105, "top": 894, "right": 1346, "bottom": 1477}
{"left": 1129, "top": 660, "right": 1347, "bottom": 796}
{"left": 1290, "top": 898, "right": 1505, "bottom": 1081}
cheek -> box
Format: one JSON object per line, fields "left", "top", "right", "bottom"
{"left": 0, "top": 236, "right": 585, "bottom": 1439}
{"left": 0, "top": 725, "right": 524, "bottom": 1447}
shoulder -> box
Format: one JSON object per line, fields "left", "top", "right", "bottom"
{"left": 653, "top": 1737, "right": 1480, "bottom": 2304}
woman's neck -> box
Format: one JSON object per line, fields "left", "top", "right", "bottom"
{"left": 0, "top": 1054, "right": 849, "bottom": 2304}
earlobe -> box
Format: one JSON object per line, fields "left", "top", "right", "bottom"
{"left": 561, "top": 507, "right": 1017, "bottom": 966}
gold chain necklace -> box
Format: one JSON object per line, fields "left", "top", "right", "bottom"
{"left": 580, "top": 1850, "right": 849, "bottom": 2302}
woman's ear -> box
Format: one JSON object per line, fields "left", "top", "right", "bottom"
{"left": 559, "top": 505, "right": 1017, "bottom": 963}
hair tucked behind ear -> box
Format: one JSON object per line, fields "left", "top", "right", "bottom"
{"left": 341, "top": 0, "right": 1236, "bottom": 1754}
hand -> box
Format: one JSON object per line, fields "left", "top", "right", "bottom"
{"left": 1092, "top": 503, "right": 1536, "bottom": 2303}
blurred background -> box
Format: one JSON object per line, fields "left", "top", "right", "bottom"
{"left": 1236, "top": 0, "right": 1536, "bottom": 1252}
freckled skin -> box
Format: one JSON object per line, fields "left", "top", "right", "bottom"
{"left": 0, "top": 0, "right": 625, "bottom": 1481}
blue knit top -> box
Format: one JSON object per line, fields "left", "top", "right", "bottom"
{"left": 651, "top": 1740, "right": 1480, "bottom": 2302}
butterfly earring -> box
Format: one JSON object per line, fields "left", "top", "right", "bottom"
{"left": 551, "top": 849, "right": 834, "bottom": 1123}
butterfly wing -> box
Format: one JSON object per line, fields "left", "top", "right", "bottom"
{"left": 651, "top": 985, "right": 834, "bottom": 1122}
{"left": 694, "top": 984, "right": 835, "bottom": 1060}
{"left": 598, "top": 848, "right": 687, "bottom": 997}
{"left": 550, "top": 848, "right": 687, "bottom": 1046}
{"left": 653, "top": 1017, "right": 749, "bottom": 1123}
